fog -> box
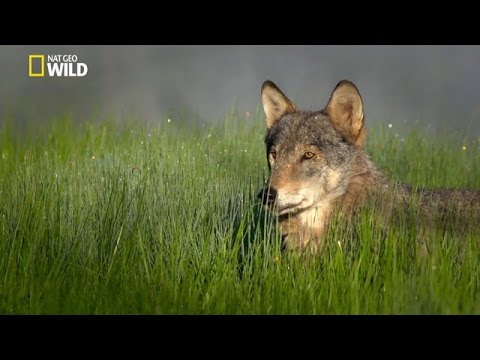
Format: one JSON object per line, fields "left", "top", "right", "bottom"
{"left": 1, "top": 45, "right": 480, "bottom": 134}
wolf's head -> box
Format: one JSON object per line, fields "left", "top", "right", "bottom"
{"left": 257, "top": 80, "right": 366, "bottom": 216}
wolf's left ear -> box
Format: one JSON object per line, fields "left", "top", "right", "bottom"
{"left": 261, "top": 80, "right": 297, "bottom": 129}
{"left": 324, "top": 80, "right": 365, "bottom": 147}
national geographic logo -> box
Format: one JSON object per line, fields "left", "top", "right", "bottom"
{"left": 29, "top": 54, "right": 88, "bottom": 77}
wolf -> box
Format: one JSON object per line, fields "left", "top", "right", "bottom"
{"left": 257, "top": 80, "right": 480, "bottom": 253}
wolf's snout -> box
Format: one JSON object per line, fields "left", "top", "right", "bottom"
{"left": 257, "top": 186, "right": 277, "bottom": 206}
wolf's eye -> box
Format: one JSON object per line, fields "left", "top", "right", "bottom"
{"left": 303, "top": 152, "right": 315, "bottom": 160}
{"left": 270, "top": 151, "right": 277, "bottom": 160}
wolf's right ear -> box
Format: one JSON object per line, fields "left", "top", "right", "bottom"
{"left": 324, "top": 80, "right": 365, "bottom": 147}
{"left": 261, "top": 80, "right": 297, "bottom": 129}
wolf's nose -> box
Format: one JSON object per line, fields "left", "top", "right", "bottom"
{"left": 257, "top": 187, "right": 277, "bottom": 206}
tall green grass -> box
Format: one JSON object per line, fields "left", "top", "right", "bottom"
{"left": 0, "top": 113, "right": 479, "bottom": 314}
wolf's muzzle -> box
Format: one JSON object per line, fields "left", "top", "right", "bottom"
{"left": 257, "top": 186, "right": 277, "bottom": 206}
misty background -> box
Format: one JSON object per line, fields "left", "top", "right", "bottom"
{"left": 1, "top": 45, "right": 480, "bottom": 134}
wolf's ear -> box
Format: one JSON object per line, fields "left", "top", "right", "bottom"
{"left": 261, "top": 80, "right": 297, "bottom": 129}
{"left": 324, "top": 80, "right": 365, "bottom": 147}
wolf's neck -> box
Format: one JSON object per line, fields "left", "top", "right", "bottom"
{"left": 340, "top": 154, "right": 389, "bottom": 213}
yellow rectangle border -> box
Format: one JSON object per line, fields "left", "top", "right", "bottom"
{"left": 29, "top": 55, "right": 45, "bottom": 77}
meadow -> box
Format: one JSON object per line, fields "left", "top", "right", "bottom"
{"left": 1, "top": 111, "right": 479, "bottom": 314}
